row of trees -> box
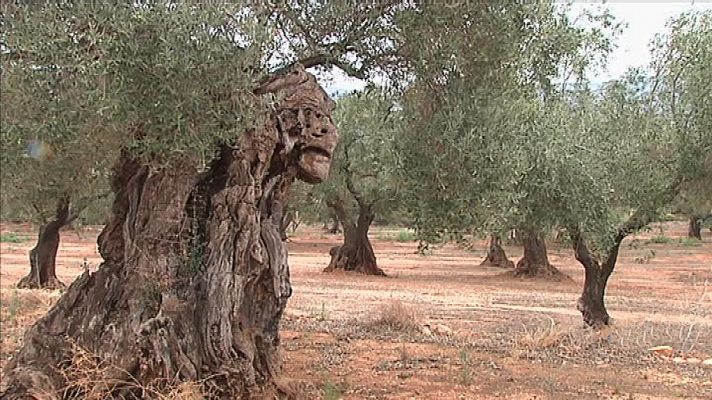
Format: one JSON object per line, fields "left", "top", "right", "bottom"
{"left": 297, "top": 8, "right": 711, "bottom": 328}
{"left": 1, "top": 1, "right": 710, "bottom": 397}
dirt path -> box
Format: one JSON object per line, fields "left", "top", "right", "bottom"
{"left": 1, "top": 221, "right": 711, "bottom": 398}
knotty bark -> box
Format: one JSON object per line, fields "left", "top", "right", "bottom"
{"left": 2, "top": 65, "right": 337, "bottom": 399}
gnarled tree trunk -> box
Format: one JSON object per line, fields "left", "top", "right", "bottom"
{"left": 513, "top": 230, "right": 565, "bottom": 279}
{"left": 16, "top": 199, "right": 72, "bottom": 290}
{"left": 688, "top": 215, "right": 702, "bottom": 240}
{"left": 479, "top": 233, "right": 514, "bottom": 268}
{"left": 323, "top": 200, "right": 384, "bottom": 276}
{"left": 570, "top": 230, "right": 620, "bottom": 327}
{"left": 2, "top": 66, "right": 337, "bottom": 399}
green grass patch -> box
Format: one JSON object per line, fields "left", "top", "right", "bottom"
{"left": 376, "top": 229, "right": 417, "bottom": 242}
{"left": 678, "top": 237, "right": 702, "bottom": 247}
{"left": 0, "top": 233, "right": 28, "bottom": 243}
{"left": 649, "top": 235, "right": 672, "bottom": 244}
{"left": 394, "top": 229, "right": 416, "bottom": 242}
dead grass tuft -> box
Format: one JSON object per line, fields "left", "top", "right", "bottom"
{"left": 363, "top": 300, "right": 424, "bottom": 333}
{"left": 509, "top": 318, "right": 605, "bottom": 360}
{"left": 511, "top": 318, "right": 574, "bottom": 351}
{"left": 59, "top": 340, "right": 209, "bottom": 400}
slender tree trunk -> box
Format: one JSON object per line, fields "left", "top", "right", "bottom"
{"left": 571, "top": 230, "right": 620, "bottom": 327}
{"left": 17, "top": 199, "right": 72, "bottom": 290}
{"left": 479, "top": 233, "right": 514, "bottom": 268}
{"left": 513, "top": 230, "right": 565, "bottom": 279}
{"left": 688, "top": 215, "right": 702, "bottom": 240}
{"left": 568, "top": 180, "right": 684, "bottom": 328}
{"left": 2, "top": 66, "right": 336, "bottom": 399}
{"left": 324, "top": 201, "right": 384, "bottom": 275}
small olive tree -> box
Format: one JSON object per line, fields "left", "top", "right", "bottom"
{"left": 310, "top": 91, "right": 399, "bottom": 275}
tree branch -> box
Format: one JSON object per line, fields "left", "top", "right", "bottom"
{"left": 341, "top": 140, "right": 369, "bottom": 209}
{"left": 615, "top": 176, "right": 684, "bottom": 243}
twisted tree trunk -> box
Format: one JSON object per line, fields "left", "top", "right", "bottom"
{"left": 570, "top": 230, "right": 620, "bottom": 327}
{"left": 16, "top": 199, "right": 72, "bottom": 290}
{"left": 2, "top": 66, "right": 337, "bottom": 399}
{"left": 512, "top": 230, "right": 565, "bottom": 279}
{"left": 479, "top": 233, "right": 514, "bottom": 268}
{"left": 324, "top": 200, "right": 384, "bottom": 276}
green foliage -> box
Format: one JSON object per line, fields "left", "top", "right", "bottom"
{"left": 394, "top": 5, "right": 711, "bottom": 261}
{"left": 376, "top": 229, "right": 416, "bottom": 242}
{"left": 395, "top": 2, "right": 622, "bottom": 243}
{"left": 322, "top": 381, "right": 344, "bottom": 400}
{"left": 634, "top": 249, "right": 656, "bottom": 265}
{"left": 269, "top": 1, "right": 407, "bottom": 82}
{"left": 458, "top": 350, "right": 474, "bottom": 386}
{"left": 1, "top": 1, "right": 268, "bottom": 223}
{"left": 7, "top": 290, "right": 21, "bottom": 322}
{"left": 0, "top": 233, "right": 28, "bottom": 243}
{"left": 302, "top": 90, "right": 401, "bottom": 226}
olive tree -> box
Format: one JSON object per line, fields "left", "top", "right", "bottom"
{"left": 309, "top": 91, "right": 399, "bottom": 275}
{"left": 1, "top": 7, "right": 114, "bottom": 288}
{"left": 502, "top": 11, "right": 712, "bottom": 327}
{"left": 566, "top": 11, "right": 712, "bottom": 327}
{"left": 394, "top": 1, "right": 619, "bottom": 279}
{"left": 0, "top": 2, "right": 344, "bottom": 397}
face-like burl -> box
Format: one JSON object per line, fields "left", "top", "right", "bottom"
{"left": 279, "top": 103, "right": 338, "bottom": 183}
{"left": 258, "top": 65, "right": 338, "bottom": 184}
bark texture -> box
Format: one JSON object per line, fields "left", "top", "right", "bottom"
{"left": 323, "top": 200, "right": 385, "bottom": 276}
{"left": 512, "top": 230, "right": 566, "bottom": 279}
{"left": 479, "top": 234, "right": 514, "bottom": 269}
{"left": 2, "top": 65, "right": 337, "bottom": 399}
{"left": 16, "top": 199, "right": 72, "bottom": 290}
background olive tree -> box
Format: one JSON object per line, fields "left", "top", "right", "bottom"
{"left": 394, "top": 2, "right": 620, "bottom": 276}
{"left": 310, "top": 90, "right": 400, "bottom": 275}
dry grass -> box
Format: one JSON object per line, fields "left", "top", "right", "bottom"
{"left": 511, "top": 318, "right": 574, "bottom": 351}
{"left": 55, "top": 340, "right": 210, "bottom": 400}
{"left": 0, "top": 289, "right": 62, "bottom": 373}
{"left": 507, "top": 318, "right": 609, "bottom": 362}
{"left": 363, "top": 300, "right": 424, "bottom": 333}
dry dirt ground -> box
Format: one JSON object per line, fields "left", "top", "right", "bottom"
{"left": 1, "top": 221, "right": 711, "bottom": 399}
